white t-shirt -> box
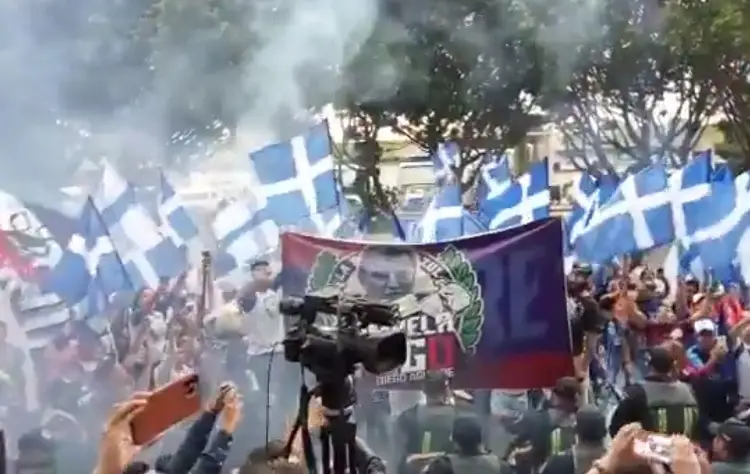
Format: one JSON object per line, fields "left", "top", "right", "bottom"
{"left": 244, "top": 289, "right": 284, "bottom": 355}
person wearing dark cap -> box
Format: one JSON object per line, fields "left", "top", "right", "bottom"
{"left": 423, "top": 416, "right": 511, "bottom": 474}
{"left": 393, "top": 374, "right": 481, "bottom": 474}
{"left": 503, "top": 377, "right": 581, "bottom": 474}
{"left": 540, "top": 406, "right": 607, "bottom": 474}
{"left": 609, "top": 345, "right": 698, "bottom": 439}
{"left": 711, "top": 418, "right": 750, "bottom": 474}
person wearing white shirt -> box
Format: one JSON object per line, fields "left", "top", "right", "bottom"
{"left": 237, "top": 260, "right": 294, "bottom": 428}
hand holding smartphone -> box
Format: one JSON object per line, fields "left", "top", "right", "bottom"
{"left": 130, "top": 373, "right": 201, "bottom": 446}
{"left": 633, "top": 434, "right": 673, "bottom": 464}
{"left": 206, "top": 382, "right": 234, "bottom": 413}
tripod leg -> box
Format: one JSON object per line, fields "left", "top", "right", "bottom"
{"left": 320, "top": 427, "right": 332, "bottom": 474}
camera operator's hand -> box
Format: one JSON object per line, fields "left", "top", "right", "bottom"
{"left": 218, "top": 385, "right": 242, "bottom": 434}
{"left": 307, "top": 396, "right": 327, "bottom": 431}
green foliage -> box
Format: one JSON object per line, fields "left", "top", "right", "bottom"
{"left": 308, "top": 250, "right": 338, "bottom": 292}
{"left": 555, "top": 0, "right": 720, "bottom": 175}
{"left": 338, "top": 0, "right": 554, "bottom": 192}
{"left": 439, "top": 245, "right": 483, "bottom": 351}
{"left": 13, "top": 0, "right": 750, "bottom": 188}
{"left": 679, "top": 0, "right": 750, "bottom": 170}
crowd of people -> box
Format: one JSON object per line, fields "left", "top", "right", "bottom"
{"left": 1, "top": 255, "right": 750, "bottom": 474}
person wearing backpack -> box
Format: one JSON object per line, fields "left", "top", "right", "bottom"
{"left": 609, "top": 345, "right": 699, "bottom": 438}
{"left": 540, "top": 406, "right": 607, "bottom": 474}
{"left": 503, "top": 377, "right": 581, "bottom": 474}
{"left": 423, "top": 416, "right": 511, "bottom": 474}
{"left": 393, "top": 375, "right": 480, "bottom": 474}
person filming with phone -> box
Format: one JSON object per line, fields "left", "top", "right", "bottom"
{"left": 686, "top": 318, "right": 738, "bottom": 446}
{"left": 93, "top": 380, "right": 243, "bottom": 474}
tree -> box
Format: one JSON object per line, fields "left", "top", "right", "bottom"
{"left": 135, "top": 0, "right": 263, "bottom": 165}
{"left": 682, "top": 0, "right": 750, "bottom": 170}
{"left": 556, "top": 0, "right": 720, "bottom": 175}
{"left": 332, "top": 107, "right": 401, "bottom": 229}
{"left": 339, "top": 0, "right": 554, "bottom": 194}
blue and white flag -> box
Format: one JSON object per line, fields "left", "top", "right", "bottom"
{"left": 712, "top": 163, "right": 734, "bottom": 184}
{"left": 480, "top": 159, "right": 550, "bottom": 230}
{"left": 45, "top": 197, "right": 132, "bottom": 305}
{"left": 668, "top": 150, "right": 711, "bottom": 241}
{"left": 211, "top": 198, "right": 279, "bottom": 276}
{"left": 565, "top": 172, "right": 597, "bottom": 247}
{"left": 250, "top": 121, "right": 338, "bottom": 227}
{"left": 411, "top": 184, "right": 486, "bottom": 242}
{"left": 685, "top": 180, "right": 750, "bottom": 271}
{"left": 158, "top": 172, "right": 199, "bottom": 249}
{"left": 476, "top": 154, "right": 512, "bottom": 203}
{"left": 736, "top": 171, "right": 750, "bottom": 192}
{"left": 94, "top": 163, "right": 185, "bottom": 289}
{"left": 577, "top": 165, "right": 674, "bottom": 263}
{"left": 432, "top": 142, "right": 459, "bottom": 182}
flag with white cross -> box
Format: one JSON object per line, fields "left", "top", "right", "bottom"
{"left": 576, "top": 164, "right": 675, "bottom": 263}
{"left": 249, "top": 121, "right": 339, "bottom": 227}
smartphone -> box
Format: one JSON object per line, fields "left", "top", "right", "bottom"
{"left": 633, "top": 434, "right": 672, "bottom": 464}
{"left": 131, "top": 373, "right": 201, "bottom": 445}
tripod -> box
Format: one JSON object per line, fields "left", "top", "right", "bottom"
{"left": 319, "top": 405, "right": 358, "bottom": 474}
{"left": 284, "top": 380, "right": 360, "bottom": 474}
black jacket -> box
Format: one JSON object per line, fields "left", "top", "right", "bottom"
{"left": 192, "top": 430, "right": 234, "bottom": 474}
{"left": 167, "top": 410, "right": 218, "bottom": 474}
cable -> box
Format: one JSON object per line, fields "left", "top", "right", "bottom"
{"left": 264, "top": 341, "right": 281, "bottom": 448}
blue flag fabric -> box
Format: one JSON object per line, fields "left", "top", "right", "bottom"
{"left": 280, "top": 218, "right": 573, "bottom": 389}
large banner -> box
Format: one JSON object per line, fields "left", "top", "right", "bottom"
{"left": 280, "top": 218, "right": 573, "bottom": 390}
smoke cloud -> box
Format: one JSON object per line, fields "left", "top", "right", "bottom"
{"left": 0, "top": 0, "right": 396, "bottom": 200}
{"left": 0, "top": 0, "right": 618, "bottom": 203}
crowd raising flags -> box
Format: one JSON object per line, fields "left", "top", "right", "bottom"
{"left": 1, "top": 119, "right": 750, "bottom": 348}
{"left": 416, "top": 147, "right": 750, "bottom": 288}
{"left": 0, "top": 119, "right": 355, "bottom": 347}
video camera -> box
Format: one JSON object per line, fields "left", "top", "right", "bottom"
{"left": 279, "top": 292, "right": 406, "bottom": 474}
{"left": 280, "top": 291, "right": 407, "bottom": 385}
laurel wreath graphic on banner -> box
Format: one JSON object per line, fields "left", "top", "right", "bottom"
{"left": 308, "top": 250, "right": 338, "bottom": 293}
{"left": 438, "top": 245, "right": 484, "bottom": 353}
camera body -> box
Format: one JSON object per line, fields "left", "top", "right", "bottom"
{"left": 280, "top": 293, "right": 407, "bottom": 409}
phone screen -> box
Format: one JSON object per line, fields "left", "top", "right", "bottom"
{"left": 633, "top": 435, "right": 672, "bottom": 464}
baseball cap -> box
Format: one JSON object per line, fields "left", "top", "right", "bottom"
{"left": 710, "top": 419, "right": 750, "bottom": 454}
{"left": 693, "top": 318, "right": 717, "bottom": 334}
{"left": 553, "top": 376, "right": 581, "bottom": 401}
